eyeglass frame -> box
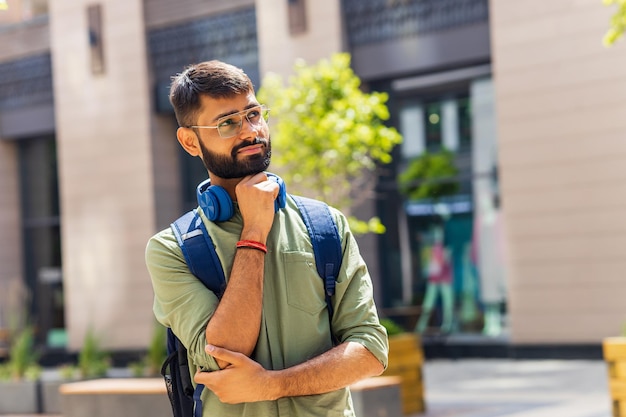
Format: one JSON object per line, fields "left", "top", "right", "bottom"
{"left": 188, "top": 105, "right": 270, "bottom": 139}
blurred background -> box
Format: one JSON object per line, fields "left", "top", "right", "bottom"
{"left": 0, "top": 0, "right": 625, "bottom": 364}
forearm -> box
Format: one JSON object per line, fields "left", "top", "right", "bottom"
{"left": 268, "top": 341, "right": 385, "bottom": 399}
{"left": 205, "top": 247, "right": 264, "bottom": 366}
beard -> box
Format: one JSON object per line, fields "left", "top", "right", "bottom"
{"left": 199, "top": 136, "right": 272, "bottom": 179}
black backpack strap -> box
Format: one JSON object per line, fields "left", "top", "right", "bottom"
{"left": 161, "top": 332, "right": 194, "bottom": 417}
{"left": 292, "top": 195, "right": 343, "bottom": 329}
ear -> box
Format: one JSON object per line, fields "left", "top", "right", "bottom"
{"left": 177, "top": 127, "right": 201, "bottom": 157}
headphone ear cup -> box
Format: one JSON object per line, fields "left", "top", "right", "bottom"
{"left": 268, "top": 173, "right": 287, "bottom": 212}
{"left": 197, "top": 184, "right": 234, "bottom": 222}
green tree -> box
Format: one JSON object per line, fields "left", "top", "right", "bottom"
{"left": 257, "top": 53, "right": 402, "bottom": 234}
{"left": 398, "top": 150, "right": 459, "bottom": 201}
{"left": 603, "top": 0, "right": 626, "bottom": 46}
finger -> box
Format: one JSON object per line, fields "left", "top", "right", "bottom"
{"left": 257, "top": 180, "right": 279, "bottom": 194}
{"left": 194, "top": 369, "right": 209, "bottom": 384}
{"left": 205, "top": 344, "right": 245, "bottom": 365}
{"left": 244, "top": 172, "right": 268, "bottom": 185}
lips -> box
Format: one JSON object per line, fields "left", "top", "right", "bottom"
{"left": 237, "top": 144, "right": 264, "bottom": 155}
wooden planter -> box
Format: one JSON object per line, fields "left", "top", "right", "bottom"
{"left": 382, "top": 333, "right": 426, "bottom": 414}
{"left": 604, "top": 337, "right": 626, "bottom": 417}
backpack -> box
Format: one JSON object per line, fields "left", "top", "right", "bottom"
{"left": 160, "top": 195, "right": 343, "bottom": 417}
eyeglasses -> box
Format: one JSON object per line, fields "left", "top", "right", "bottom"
{"left": 189, "top": 105, "right": 270, "bottom": 138}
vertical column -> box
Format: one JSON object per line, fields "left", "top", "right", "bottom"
{"left": 471, "top": 77, "right": 507, "bottom": 336}
{"left": 49, "top": 0, "right": 156, "bottom": 350}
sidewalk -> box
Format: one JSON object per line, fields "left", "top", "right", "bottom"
{"left": 0, "top": 358, "right": 612, "bottom": 417}
{"left": 414, "top": 358, "right": 611, "bottom": 417}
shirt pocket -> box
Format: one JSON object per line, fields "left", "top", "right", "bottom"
{"left": 283, "top": 251, "right": 326, "bottom": 315}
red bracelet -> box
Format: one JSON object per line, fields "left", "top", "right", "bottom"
{"left": 236, "top": 240, "right": 268, "bottom": 254}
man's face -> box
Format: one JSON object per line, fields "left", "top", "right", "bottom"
{"left": 193, "top": 93, "right": 271, "bottom": 179}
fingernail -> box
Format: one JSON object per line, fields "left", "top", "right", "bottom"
{"left": 205, "top": 344, "right": 215, "bottom": 353}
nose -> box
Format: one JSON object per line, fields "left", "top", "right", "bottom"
{"left": 238, "top": 114, "right": 261, "bottom": 138}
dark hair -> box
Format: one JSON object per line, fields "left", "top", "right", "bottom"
{"left": 169, "top": 60, "right": 254, "bottom": 128}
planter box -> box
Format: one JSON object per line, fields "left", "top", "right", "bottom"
{"left": 0, "top": 379, "right": 40, "bottom": 414}
{"left": 60, "top": 378, "right": 171, "bottom": 417}
{"left": 603, "top": 337, "right": 626, "bottom": 417}
{"left": 382, "top": 333, "right": 426, "bottom": 414}
{"left": 350, "top": 376, "right": 402, "bottom": 417}
{"left": 41, "top": 379, "right": 67, "bottom": 414}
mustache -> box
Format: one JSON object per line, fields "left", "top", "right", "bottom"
{"left": 233, "top": 137, "right": 268, "bottom": 153}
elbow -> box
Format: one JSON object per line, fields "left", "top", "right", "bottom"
{"left": 372, "top": 359, "right": 385, "bottom": 377}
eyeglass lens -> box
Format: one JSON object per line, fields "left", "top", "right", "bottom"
{"left": 218, "top": 107, "right": 269, "bottom": 138}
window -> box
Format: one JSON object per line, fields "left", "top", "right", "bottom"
{"left": 179, "top": 147, "right": 208, "bottom": 212}
{"left": 288, "top": 0, "right": 307, "bottom": 35}
{"left": 424, "top": 101, "right": 442, "bottom": 151}
{"left": 399, "top": 94, "right": 471, "bottom": 158}
{"left": 458, "top": 97, "right": 471, "bottom": 149}
{"left": 18, "top": 135, "right": 64, "bottom": 347}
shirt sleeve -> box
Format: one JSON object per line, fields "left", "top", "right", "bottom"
{"left": 328, "top": 209, "right": 389, "bottom": 369}
{"left": 145, "top": 229, "right": 221, "bottom": 371}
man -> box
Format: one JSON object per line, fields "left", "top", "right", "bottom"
{"left": 146, "top": 60, "right": 388, "bottom": 417}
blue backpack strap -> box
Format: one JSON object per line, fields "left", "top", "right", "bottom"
{"left": 171, "top": 209, "right": 226, "bottom": 297}
{"left": 193, "top": 384, "right": 205, "bottom": 417}
{"left": 170, "top": 209, "right": 225, "bottom": 417}
{"left": 292, "top": 195, "right": 343, "bottom": 322}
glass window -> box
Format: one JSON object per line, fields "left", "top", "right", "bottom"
{"left": 385, "top": 83, "right": 506, "bottom": 338}
{"left": 179, "top": 147, "right": 208, "bottom": 212}
{"left": 288, "top": 0, "right": 307, "bottom": 35}
{"left": 400, "top": 95, "right": 470, "bottom": 156}
{"left": 458, "top": 96, "right": 472, "bottom": 149}
{"left": 399, "top": 102, "right": 426, "bottom": 159}
{"left": 18, "top": 135, "right": 64, "bottom": 347}
{"left": 441, "top": 98, "right": 459, "bottom": 151}
{"left": 423, "top": 101, "right": 442, "bottom": 151}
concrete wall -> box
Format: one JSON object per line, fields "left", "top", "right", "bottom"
{"left": 49, "top": 0, "right": 156, "bottom": 350}
{"left": 256, "top": 0, "right": 343, "bottom": 78}
{"left": 490, "top": 0, "right": 626, "bottom": 343}
{"left": 0, "top": 16, "right": 49, "bottom": 63}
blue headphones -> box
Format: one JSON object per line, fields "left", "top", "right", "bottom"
{"left": 196, "top": 172, "right": 287, "bottom": 222}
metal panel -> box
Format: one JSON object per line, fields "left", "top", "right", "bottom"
{"left": 0, "top": 54, "right": 54, "bottom": 138}
{"left": 342, "top": 0, "right": 489, "bottom": 47}
{"left": 0, "top": 53, "right": 53, "bottom": 110}
{"left": 148, "top": 7, "right": 260, "bottom": 113}
{"left": 351, "top": 22, "right": 490, "bottom": 81}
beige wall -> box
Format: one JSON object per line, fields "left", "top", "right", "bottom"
{"left": 49, "top": 0, "right": 156, "bottom": 350}
{"left": 256, "top": 0, "right": 343, "bottom": 78}
{"left": 490, "top": 0, "right": 626, "bottom": 343}
{"left": 0, "top": 16, "right": 49, "bottom": 63}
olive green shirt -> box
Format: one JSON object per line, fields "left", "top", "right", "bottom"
{"left": 146, "top": 196, "right": 388, "bottom": 417}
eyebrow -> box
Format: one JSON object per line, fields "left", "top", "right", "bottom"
{"left": 212, "top": 103, "right": 260, "bottom": 123}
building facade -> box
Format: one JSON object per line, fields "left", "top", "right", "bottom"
{"left": 0, "top": 0, "right": 625, "bottom": 355}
